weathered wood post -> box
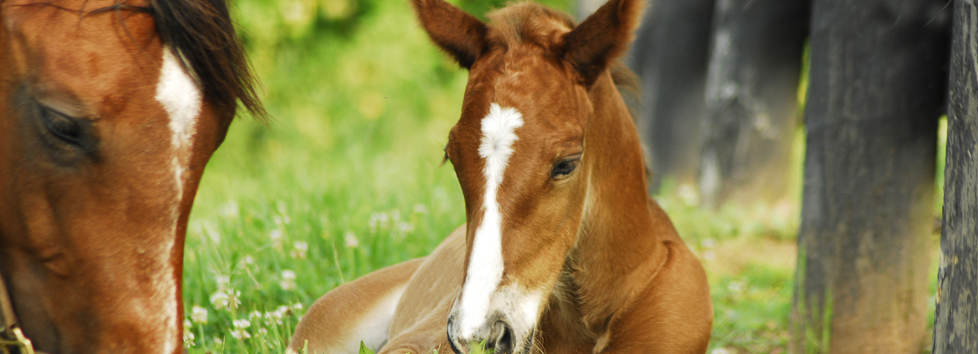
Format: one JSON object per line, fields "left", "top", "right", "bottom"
{"left": 627, "top": 0, "right": 716, "bottom": 192}
{"left": 698, "top": 0, "right": 809, "bottom": 207}
{"left": 932, "top": 0, "right": 978, "bottom": 352}
{"left": 792, "top": 0, "right": 951, "bottom": 352}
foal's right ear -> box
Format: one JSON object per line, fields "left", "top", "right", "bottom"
{"left": 410, "top": 0, "right": 488, "bottom": 69}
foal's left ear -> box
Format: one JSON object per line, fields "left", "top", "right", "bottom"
{"left": 560, "top": 0, "right": 645, "bottom": 86}
{"left": 410, "top": 0, "right": 489, "bottom": 69}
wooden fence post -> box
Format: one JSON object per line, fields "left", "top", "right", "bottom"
{"left": 792, "top": 0, "right": 951, "bottom": 352}
{"left": 699, "top": 0, "right": 809, "bottom": 207}
{"left": 932, "top": 0, "right": 978, "bottom": 352}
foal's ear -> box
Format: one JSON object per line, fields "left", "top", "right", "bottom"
{"left": 560, "top": 0, "right": 645, "bottom": 86}
{"left": 410, "top": 0, "right": 489, "bottom": 69}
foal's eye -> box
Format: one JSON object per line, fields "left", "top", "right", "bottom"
{"left": 551, "top": 156, "right": 580, "bottom": 178}
{"left": 41, "top": 108, "right": 83, "bottom": 145}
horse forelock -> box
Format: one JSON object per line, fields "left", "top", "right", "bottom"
{"left": 484, "top": 3, "right": 575, "bottom": 54}
{"left": 480, "top": 3, "right": 640, "bottom": 114}
{"left": 150, "top": 0, "right": 266, "bottom": 121}
{"left": 3, "top": 0, "right": 264, "bottom": 121}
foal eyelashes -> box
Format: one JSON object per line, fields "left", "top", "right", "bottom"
{"left": 551, "top": 155, "right": 580, "bottom": 178}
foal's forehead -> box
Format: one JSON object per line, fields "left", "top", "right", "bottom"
{"left": 453, "top": 52, "right": 587, "bottom": 138}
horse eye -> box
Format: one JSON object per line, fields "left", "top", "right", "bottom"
{"left": 41, "top": 108, "right": 83, "bottom": 144}
{"left": 551, "top": 157, "right": 579, "bottom": 178}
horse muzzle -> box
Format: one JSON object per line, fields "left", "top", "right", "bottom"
{"left": 447, "top": 312, "right": 534, "bottom": 354}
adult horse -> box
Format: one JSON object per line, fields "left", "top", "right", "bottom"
{"left": 0, "top": 0, "right": 263, "bottom": 352}
{"left": 289, "top": 0, "right": 712, "bottom": 353}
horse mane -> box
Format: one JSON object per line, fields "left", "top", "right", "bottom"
{"left": 149, "top": 0, "right": 266, "bottom": 120}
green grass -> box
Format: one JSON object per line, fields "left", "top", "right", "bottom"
{"left": 181, "top": 1, "right": 946, "bottom": 353}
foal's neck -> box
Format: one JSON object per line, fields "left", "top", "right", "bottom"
{"left": 550, "top": 72, "right": 670, "bottom": 339}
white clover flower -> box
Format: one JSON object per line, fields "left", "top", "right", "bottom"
{"left": 701, "top": 238, "right": 716, "bottom": 249}
{"left": 215, "top": 275, "right": 231, "bottom": 292}
{"left": 280, "top": 270, "right": 298, "bottom": 291}
{"left": 227, "top": 289, "right": 242, "bottom": 310}
{"left": 230, "top": 319, "right": 252, "bottom": 339}
{"left": 183, "top": 330, "right": 195, "bottom": 346}
{"left": 398, "top": 222, "right": 414, "bottom": 233}
{"left": 291, "top": 241, "right": 308, "bottom": 260}
{"left": 344, "top": 231, "right": 359, "bottom": 248}
{"left": 703, "top": 250, "right": 717, "bottom": 262}
{"left": 264, "top": 305, "right": 290, "bottom": 325}
{"left": 191, "top": 306, "right": 208, "bottom": 324}
{"left": 221, "top": 200, "right": 239, "bottom": 218}
{"left": 258, "top": 328, "right": 268, "bottom": 336}
{"left": 230, "top": 328, "right": 251, "bottom": 339}
{"left": 270, "top": 229, "right": 284, "bottom": 249}
{"left": 183, "top": 318, "right": 194, "bottom": 346}
{"left": 412, "top": 204, "right": 428, "bottom": 214}
{"left": 233, "top": 319, "right": 251, "bottom": 329}
{"left": 209, "top": 291, "right": 229, "bottom": 310}
{"left": 728, "top": 281, "right": 746, "bottom": 293}
{"left": 291, "top": 302, "right": 304, "bottom": 311}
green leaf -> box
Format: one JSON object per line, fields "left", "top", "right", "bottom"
{"left": 359, "top": 341, "right": 375, "bottom": 354}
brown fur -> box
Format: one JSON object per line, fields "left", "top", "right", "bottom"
{"left": 291, "top": 1, "right": 711, "bottom": 353}
{"left": 0, "top": 0, "right": 260, "bottom": 352}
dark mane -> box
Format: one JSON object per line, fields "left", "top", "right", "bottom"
{"left": 150, "top": 0, "right": 266, "bottom": 120}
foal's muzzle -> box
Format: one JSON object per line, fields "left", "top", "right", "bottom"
{"left": 448, "top": 314, "right": 530, "bottom": 354}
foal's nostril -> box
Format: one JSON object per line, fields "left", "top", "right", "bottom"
{"left": 490, "top": 321, "right": 515, "bottom": 354}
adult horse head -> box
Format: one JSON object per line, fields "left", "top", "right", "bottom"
{"left": 0, "top": 0, "right": 263, "bottom": 352}
{"left": 415, "top": 0, "right": 713, "bottom": 352}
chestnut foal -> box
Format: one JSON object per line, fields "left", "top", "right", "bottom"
{"left": 290, "top": 0, "right": 713, "bottom": 353}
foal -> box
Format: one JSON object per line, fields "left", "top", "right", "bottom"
{"left": 290, "top": 0, "right": 713, "bottom": 353}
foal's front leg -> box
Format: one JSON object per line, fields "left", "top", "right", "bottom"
{"left": 288, "top": 258, "right": 425, "bottom": 354}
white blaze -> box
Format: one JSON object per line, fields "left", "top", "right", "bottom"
{"left": 458, "top": 103, "right": 524, "bottom": 337}
{"left": 155, "top": 48, "right": 201, "bottom": 354}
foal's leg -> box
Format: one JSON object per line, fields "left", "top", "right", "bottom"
{"left": 288, "top": 257, "right": 425, "bottom": 354}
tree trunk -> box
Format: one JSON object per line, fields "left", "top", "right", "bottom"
{"left": 792, "top": 0, "right": 951, "bottom": 353}
{"left": 628, "top": 0, "right": 716, "bottom": 193}
{"left": 698, "top": 0, "right": 809, "bottom": 207}
{"left": 932, "top": 0, "right": 978, "bottom": 352}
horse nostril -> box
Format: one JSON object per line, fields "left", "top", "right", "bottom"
{"left": 490, "top": 321, "right": 514, "bottom": 354}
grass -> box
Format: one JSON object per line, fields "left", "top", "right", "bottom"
{"left": 180, "top": 0, "right": 947, "bottom": 353}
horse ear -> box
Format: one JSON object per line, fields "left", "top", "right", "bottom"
{"left": 410, "top": 0, "right": 489, "bottom": 69}
{"left": 561, "top": 0, "right": 645, "bottom": 86}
